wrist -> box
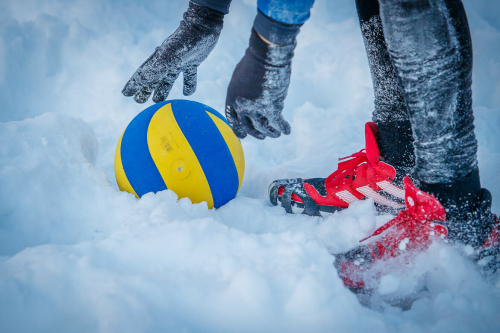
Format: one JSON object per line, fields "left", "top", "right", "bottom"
{"left": 190, "top": 0, "right": 231, "bottom": 15}
{"left": 248, "top": 29, "right": 296, "bottom": 66}
{"left": 184, "top": 1, "right": 225, "bottom": 30}
{"left": 256, "top": 31, "right": 280, "bottom": 46}
{"left": 253, "top": 9, "right": 301, "bottom": 46}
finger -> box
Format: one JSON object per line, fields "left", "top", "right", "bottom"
{"left": 122, "top": 78, "right": 142, "bottom": 97}
{"left": 254, "top": 120, "right": 281, "bottom": 138}
{"left": 134, "top": 86, "right": 153, "bottom": 104}
{"left": 232, "top": 125, "right": 248, "bottom": 139}
{"left": 246, "top": 127, "right": 266, "bottom": 140}
{"left": 242, "top": 116, "right": 265, "bottom": 140}
{"left": 276, "top": 115, "right": 291, "bottom": 135}
{"left": 225, "top": 105, "right": 247, "bottom": 139}
{"left": 260, "top": 124, "right": 281, "bottom": 138}
{"left": 122, "top": 49, "right": 159, "bottom": 97}
{"left": 183, "top": 67, "right": 197, "bottom": 96}
{"left": 251, "top": 114, "right": 281, "bottom": 138}
{"left": 152, "top": 72, "right": 179, "bottom": 103}
{"left": 152, "top": 81, "right": 169, "bottom": 104}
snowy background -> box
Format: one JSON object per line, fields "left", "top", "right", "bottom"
{"left": 1, "top": 0, "right": 500, "bottom": 332}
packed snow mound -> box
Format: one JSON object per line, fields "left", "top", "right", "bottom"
{"left": 0, "top": 114, "right": 135, "bottom": 256}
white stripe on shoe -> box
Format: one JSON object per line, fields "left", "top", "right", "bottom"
{"left": 356, "top": 185, "right": 404, "bottom": 209}
{"left": 376, "top": 180, "right": 405, "bottom": 199}
{"left": 336, "top": 190, "right": 360, "bottom": 204}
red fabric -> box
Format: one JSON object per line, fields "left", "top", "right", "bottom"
{"left": 482, "top": 215, "right": 499, "bottom": 249}
{"left": 363, "top": 177, "right": 447, "bottom": 260}
{"left": 340, "top": 177, "right": 448, "bottom": 288}
{"left": 341, "top": 262, "right": 365, "bottom": 288}
{"left": 403, "top": 177, "right": 446, "bottom": 223}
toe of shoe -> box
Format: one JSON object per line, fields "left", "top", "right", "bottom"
{"left": 268, "top": 180, "right": 280, "bottom": 206}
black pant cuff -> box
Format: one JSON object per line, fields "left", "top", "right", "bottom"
{"left": 253, "top": 9, "right": 301, "bottom": 46}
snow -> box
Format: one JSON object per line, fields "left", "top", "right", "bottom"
{"left": 0, "top": 0, "right": 499, "bottom": 332}
{"left": 398, "top": 238, "right": 409, "bottom": 251}
{"left": 379, "top": 275, "right": 401, "bottom": 295}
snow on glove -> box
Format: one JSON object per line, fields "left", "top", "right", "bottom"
{"left": 225, "top": 29, "right": 295, "bottom": 140}
{"left": 122, "top": 1, "right": 224, "bottom": 103}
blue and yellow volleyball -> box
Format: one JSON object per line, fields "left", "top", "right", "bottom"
{"left": 114, "top": 100, "right": 245, "bottom": 209}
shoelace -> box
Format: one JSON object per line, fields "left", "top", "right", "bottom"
{"left": 325, "top": 149, "right": 377, "bottom": 188}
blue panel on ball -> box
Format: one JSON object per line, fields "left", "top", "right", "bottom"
{"left": 171, "top": 100, "right": 239, "bottom": 208}
{"left": 121, "top": 102, "right": 168, "bottom": 197}
{"left": 203, "top": 104, "right": 230, "bottom": 126}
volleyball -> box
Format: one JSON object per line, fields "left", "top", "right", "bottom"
{"left": 114, "top": 100, "right": 245, "bottom": 209}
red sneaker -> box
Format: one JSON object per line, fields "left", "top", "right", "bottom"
{"left": 334, "top": 177, "right": 499, "bottom": 292}
{"left": 269, "top": 122, "right": 406, "bottom": 216}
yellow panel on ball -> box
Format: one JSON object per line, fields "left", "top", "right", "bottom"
{"left": 206, "top": 112, "right": 245, "bottom": 194}
{"left": 114, "top": 129, "right": 138, "bottom": 198}
{"left": 147, "top": 103, "right": 214, "bottom": 208}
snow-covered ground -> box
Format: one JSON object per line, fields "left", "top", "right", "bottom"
{"left": 1, "top": 0, "right": 499, "bottom": 332}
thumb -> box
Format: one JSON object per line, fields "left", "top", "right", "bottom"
{"left": 225, "top": 104, "right": 247, "bottom": 139}
{"left": 277, "top": 115, "right": 291, "bottom": 135}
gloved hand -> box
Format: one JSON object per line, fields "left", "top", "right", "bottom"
{"left": 122, "top": 1, "right": 224, "bottom": 103}
{"left": 225, "top": 29, "right": 295, "bottom": 139}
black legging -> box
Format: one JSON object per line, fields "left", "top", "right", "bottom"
{"left": 356, "top": 0, "right": 479, "bottom": 186}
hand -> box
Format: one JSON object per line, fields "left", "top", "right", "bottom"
{"left": 122, "top": 2, "right": 224, "bottom": 103}
{"left": 225, "top": 29, "right": 295, "bottom": 140}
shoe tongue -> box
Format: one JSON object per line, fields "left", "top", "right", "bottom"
{"left": 365, "top": 122, "right": 380, "bottom": 164}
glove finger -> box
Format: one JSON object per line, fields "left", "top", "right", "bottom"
{"left": 122, "top": 49, "right": 160, "bottom": 97}
{"left": 231, "top": 124, "right": 248, "bottom": 139}
{"left": 246, "top": 128, "right": 266, "bottom": 140}
{"left": 122, "top": 78, "right": 142, "bottom": 97}
{"left": 152, "top": 72, "right": 179, "bottom": 103}
{"left": 251, "top": 114, "right": 281, "bottom": 139}
{"left": 152, "top": 81, "right": 169, "bottom": 104}
{"left": 183, "top": 67, "right": 197, "bottom": 96}
{"left": 255, "top": 122, "right": 281, "bottom": 138}
{"left": 242, "top": 116, "right": 265, "bottom": 140}
{"left": 134, "top": 86, "right": 153, "bottom": 104}
{"left": 225, "top": 105, "right": 247, "bottom": 139}
{"left": 276, "top": 115, "right": 291, "bottom": 135}
{"left": 262, "top": 125, "right": 281, "bottom": 138}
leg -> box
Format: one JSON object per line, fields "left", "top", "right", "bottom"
{"left": 334, "top": 1, "right": 498, "bottom": 295}
{"left": 378, "top": 0, "right": 494, "bottom": 246}
{"left": 378, "top": 0, "right": 476, "bottom": 183}
{"left": 355, "top": 0, "right": 415, "bottom": 171}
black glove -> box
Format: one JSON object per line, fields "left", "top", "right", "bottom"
{"left": 225, "top": 29, "right": 295, "bottom": 139}
{"left": 122, "top": 2, "right": 224, "bottom": 103}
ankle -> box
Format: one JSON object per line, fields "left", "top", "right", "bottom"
{"left": 419, "top": 168, "right": 481, "bottom": 218}
{"left": 419, "top": 169, "right": 496, "bottom": 248}
{"left": 375, "top": 120, "right": 415, "bottom": 169}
